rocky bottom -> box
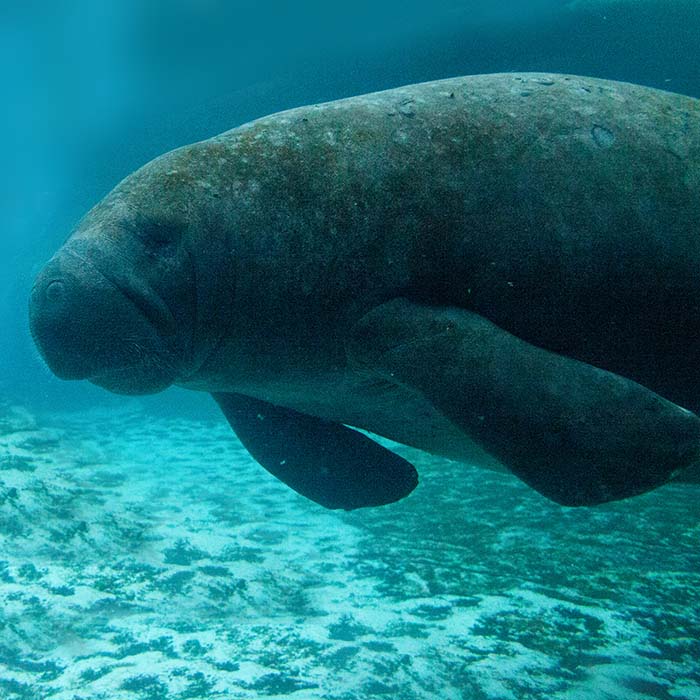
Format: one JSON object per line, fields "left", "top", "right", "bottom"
{"left": 0, "top": 401, "right": 698, "bottom": 700}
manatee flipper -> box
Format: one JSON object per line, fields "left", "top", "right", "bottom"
{"left": 213, "top": 392, "right": 418, "bottom": 510}
{"left": 347, "top": 299, "right": 700, "bottom": 506}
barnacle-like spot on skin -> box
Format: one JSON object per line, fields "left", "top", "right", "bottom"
{"left": 591, "top": 125, "right": 616, "bottom": 149}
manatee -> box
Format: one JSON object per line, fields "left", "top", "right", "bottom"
{"left": 29, "top": 73, "right": 700, "bottom": 509}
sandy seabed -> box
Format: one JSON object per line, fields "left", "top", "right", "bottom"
{"left": 0, "top": 401, "right": 698, "bottom": 700}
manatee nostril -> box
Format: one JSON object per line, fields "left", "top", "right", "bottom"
{"left": 45, "top": 280, "right": 66, "bottom": 303}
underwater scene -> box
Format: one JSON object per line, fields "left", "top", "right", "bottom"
{"left": 3, "top": 1, "right": 700, "bottom": 698}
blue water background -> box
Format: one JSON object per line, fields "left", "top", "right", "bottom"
{"left": 1, "top": 4, "right": 700, "bottom": 698}
{"left": 3, "top": 0, "right": 699, "bottom": 418}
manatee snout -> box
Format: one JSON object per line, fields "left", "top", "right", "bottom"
{"left": 29, "top": 245, "right": 178, "bottom": 394}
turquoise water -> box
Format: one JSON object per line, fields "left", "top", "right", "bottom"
{"left": 3, "top": 1, "right": 700, "bottom": 698}
{"left": 1, "top": 404, "right": 698, "bottom": 698}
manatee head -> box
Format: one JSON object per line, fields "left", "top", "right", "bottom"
{"left": 29, "top": 143, "right": 234, "bottom": 395}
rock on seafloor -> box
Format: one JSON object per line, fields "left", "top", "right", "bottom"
{"left": 0, "top": 402, "right": 698, "bottom": 700}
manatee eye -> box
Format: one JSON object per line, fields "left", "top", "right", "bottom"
{"left": 136, "top": 218, "right": 180, "bottom": 259}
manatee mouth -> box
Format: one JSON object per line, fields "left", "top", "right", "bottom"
{"left": 29, "top": 247, "right": 180, "bottom": 392}
{"left": 88, "top": 363, "right": 177, "bottom": 395}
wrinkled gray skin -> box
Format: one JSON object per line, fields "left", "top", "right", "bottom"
{"left": 30, "top": 73, "right": 700, "bottom": 502}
